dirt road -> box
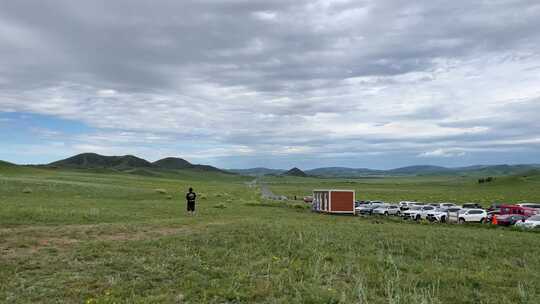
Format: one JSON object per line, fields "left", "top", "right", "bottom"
{"left": 253, "top": 179, "right": 287, "bottom": 201}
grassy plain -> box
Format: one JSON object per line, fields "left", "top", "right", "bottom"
{"left": 264, "top": 174, "right": 540, "bottom": 206}
{"left": 1, "top": 166, "right": 540, "bottom": 303}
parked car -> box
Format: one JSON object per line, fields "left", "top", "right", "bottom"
{"left": 515, "top": 215, "right": 540, "bottom": 229}
{"left": 355, "top": 201, "right": 368, "bottom": 208}
{"left": 446, "top": 207, "right": 464, "bottom": 223}
{"left": 438, "top": 203, "right": 457, "bottom": 208}
{"left": 402, "top": 205, "right": 436, "bottom": 221}
{"left": 399, "top": 201, "right": 412, "bottom": 211}
{"left": 487, "top": 203, "right": 502, "bottom": 212}
{"left": 373, "top": 205, "right": 401, "bottom": 216}
{"left": 355, "top": 204, "right": 372, "bottom": 214}
{"left": 426, "top": 208, "right": 450, "bottom": 223}
{"left": 499, "top": 205, "right": 538, "bottom": 217}
{"left": 516, "top": 203, "right": 540, "bottom": 210}
{"left": 402, "top": 205, "right": 422, "bottom": 219}
{"left": 461, "top": 203, "right": 483, "bottom": 209}
{"left": 456, "top": 209, "right": 487, "bottom": 223}
{"left": 398, "top": 201, "right": 423, "bottom": 211}
{"left": 496, "top": 214, "right": 528, "bottom": 226}
{"left": 356, "top": 202, "right": 385, "bottom": 215}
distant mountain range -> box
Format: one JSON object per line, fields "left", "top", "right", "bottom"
{"left": 2, "top": 153, "right": 540, "bottom": 179}
{"left": 46, "top": 153, "right": 230, "bottom": 174}
{"left": 230, "top": 164, "right": 540, "bottom": 178}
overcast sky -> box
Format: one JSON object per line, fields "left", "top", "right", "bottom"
{"left": 1, "top": 0, "right": 539, "bottom": 169}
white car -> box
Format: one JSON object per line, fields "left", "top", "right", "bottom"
{"left": 399, "top": 201, "right": 422, "bottom": 211}
{"left": 426, "top": 208, "right": 451, "bottom": 223}
{"left": 355, "top": 202, "right": 385, "bottom": 214}
{"left": 373, "top": 205, "right": 401, "bottom": 216}
{"left": 402, "top": 205, "right": 436, "bottom": 221}
{"left": 456, "top": 209, "right": 487, "bottom": 223}
{"left": 447, "top": 207, "right": 464, "bottom": 223}
{"left": 438, "top": 203, "right": 457, "bottom": 208}
{"left": 515, "top": 215, "right": 540, "bottom": 229}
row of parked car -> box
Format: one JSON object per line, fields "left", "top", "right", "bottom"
{"left": 355, "top": 200, "right": 540, "bottom": 228}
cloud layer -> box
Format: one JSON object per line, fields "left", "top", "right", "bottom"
{"left": 1, "top": 0, "right": 539, "bottom": 168}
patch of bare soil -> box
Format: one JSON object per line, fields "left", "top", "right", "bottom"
{"left": 0, "top": 224, "right": 202, "bottom": 259}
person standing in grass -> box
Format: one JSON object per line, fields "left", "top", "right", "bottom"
{"left": 186, "top": 187, "right": 197, "bottom": 215}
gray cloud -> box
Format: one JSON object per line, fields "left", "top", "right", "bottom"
{"left": 1, "top": 0, "right": 540, "bottom": 167}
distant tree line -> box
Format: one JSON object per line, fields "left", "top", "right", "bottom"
{"left": 478, "top": 177, "right": 494, "bottom": 184}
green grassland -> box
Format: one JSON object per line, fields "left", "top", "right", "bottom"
{"left": 1, "top": 166, "right": 540, "bottom": 303}
{"left": 264, "top": 174, "right": 540, "bottom": 205}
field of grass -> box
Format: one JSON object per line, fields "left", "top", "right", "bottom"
{"left": 1, "top": 166, "right": 540, "bottom": 303}
{"left": 263, "top": 174, "right": 540, "bottom": 206}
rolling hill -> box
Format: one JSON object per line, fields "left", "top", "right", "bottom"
{"left": 153, "top": 157, "right": 231, "bottom": 174}
{"left": 0, "top": 160, "right": 16, "bottom": 168}
{"left": 387, "top": 165, "right": 453, "bottom": 175}
{"left": 153, "top": 157, "right": 192, "bottom": 169}
{"left": 49, "top": 153, "right": 153, "bottom": 169}
{"left": 283, "top": 167, "right": 308, "bottom": 177}
{"left": 454, "top": 164, "right": 540, "bottom": 176}
{"left": 47, "top": 153, "right": 230, "bottom": 175}
{"left": 232, "top": 164, "right": 540, "bottom": 178}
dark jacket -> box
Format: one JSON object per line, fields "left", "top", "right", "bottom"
{"left": 186, "top": 192, "right": 196, "bottom": 203}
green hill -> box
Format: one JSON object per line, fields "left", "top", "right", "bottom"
{"left": 46, "top": 153, "right": 231, "bottom": 176}
{"left": 50, "top": 153, "right": 153, "bottom": 169}
{"left": 0, "top": 160, "right": 15, "bottom": 167}
{"left": 283, "top": 167, "right": 308, "bottom": 177}
{"left": 153, "top": 157, "right": 192, "bottom": 169}
{"left": 153, "top": 157, "right": 231, "bottom": 174}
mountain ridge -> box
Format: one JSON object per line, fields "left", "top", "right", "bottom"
{"left": 3, "top": 154, "right": 540, "bottom": 178}
{"left": 47, "top": 153, "right": 228, "bottom": 174}
{"left": 233, "top": 164, "right": 540, "bottom": 178}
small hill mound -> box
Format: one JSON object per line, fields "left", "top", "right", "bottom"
{"left": 50, "top": 153, "right": 153, "bottom": 169}
{"left": 153, "top": 157, "right": 191, "bottom": 169}
{"left": 283, "top": 167, "right": 308, "bottom": 177}
{"left": 153, "top": 157, "right": 232, "bottom": 174}
{"left": 0, "top": 160, "right": 15, "bottom": 168}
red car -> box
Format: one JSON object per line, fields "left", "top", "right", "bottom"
{"left": 499, "top": 205, "right": 537, "bottom": 217}
{"left": 497, "top": 214, "right": 527, "bottom": 226}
